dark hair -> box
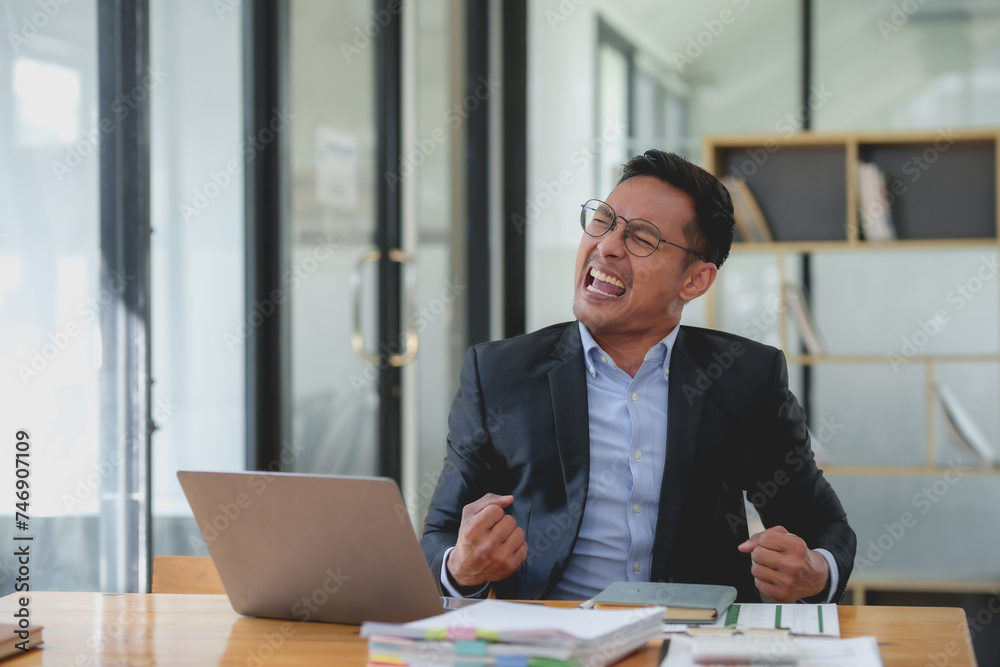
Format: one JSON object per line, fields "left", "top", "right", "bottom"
{"left": 618, "top": 150, "right": 735, "bottom": 268}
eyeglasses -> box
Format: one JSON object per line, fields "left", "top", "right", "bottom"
{"left": 580, "top": 199, "right": 708, "bottom": 261}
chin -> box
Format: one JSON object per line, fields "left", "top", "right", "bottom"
{"left": 571, "top": 299, "right": 592, "bottom": 327}
{"left": 573, "top": 301, "right": 617, "bottom": 333}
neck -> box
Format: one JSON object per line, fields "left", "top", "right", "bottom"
{"left": 587, "top": 322, "right": 678, "bottom": 377}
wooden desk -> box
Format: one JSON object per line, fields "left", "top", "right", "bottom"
{"left": 0, "top": 593, "right": 977, "bottom": 666}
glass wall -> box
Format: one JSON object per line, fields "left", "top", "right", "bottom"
{"left": 282, "top": 0, "right": 467, "bottom": 528}
{"left": 283, "top": 0, "right": 382, "bottom": 478}
{"left": 1, "top": 0, "right": 471, "bottom": 584}
{"left": 149, "top": 0, "right": 245, "bottom": 556}
{"left": 0, "top": 0, "right": 249, "bottom": 586}
{"left": 0, "top": 0, "right": 101, "bottom": 592}
{"left": 403, "top": 0, "right": 465, "bottom": 524}
{"left": 814, "top": 0, "right": 1000, "bottom": 131}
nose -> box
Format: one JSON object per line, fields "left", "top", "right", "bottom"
{"left": 597, "top": 217, "right": 628, "bottom": 257}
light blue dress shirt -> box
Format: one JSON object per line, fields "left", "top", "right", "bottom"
{"left": 548, "top": 323, "right": 677, "bottom": 600}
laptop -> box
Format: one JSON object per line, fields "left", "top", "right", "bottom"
{"left": 177, "top": 470, "right": 446, "bottom": 624}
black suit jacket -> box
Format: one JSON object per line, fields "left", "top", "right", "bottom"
{"left": 421, "top": 321, "right": 856, "bottom": 601}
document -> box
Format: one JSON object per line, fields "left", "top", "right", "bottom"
{"left": 662, "top": 635, "right": 884, "bottom": 666}
{"left": 664, "top": 603, "right": 840, "bottom": 638}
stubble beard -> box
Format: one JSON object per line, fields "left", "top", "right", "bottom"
{"left": 572, "top": 297, "right": 626, "bottom": 335}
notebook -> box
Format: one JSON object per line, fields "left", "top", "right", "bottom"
{"left": 0, "top": 624, "right": 43, "bottom": 658}
{"left": 177, "top": 470, "right": 446, "bottom": 625}
{"left": 583, "top": 581, "right": 738, "bottom": 623}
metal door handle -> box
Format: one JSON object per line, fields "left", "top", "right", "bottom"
{"left": 350, "top": 248, "right": 418, "bottom": 367}
{"left": 387, "top": 249, "right": 418, "bottom": 367}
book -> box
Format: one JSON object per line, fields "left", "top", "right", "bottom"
{"left": 720, "top": 176, "right": 773, "bottom": 242}
{"left": 935, "top": 382, "right": 1000, "bottom": 467}
{"left": 583, "top": 582, "right": 737, "bottom": 623}
{"left": 0, "top": 624, "right": 43, "bottom": 660}
{"left": 783, "top": 284, "right": 824, "bottom": 356}
{"left": 857, "top": 161, "right": 897, "bottom": 241}
{"left": 361, "top": 599, "right": 665, "bottom": 666}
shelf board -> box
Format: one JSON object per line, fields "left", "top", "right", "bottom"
{"left": 787, "top": 354, "right": 1000, "bottom": 365}
{"left": 821, "top": 465, "right": 1000, "bottom": 476}
{"left": 847, "top": 578, "right": 1000, "bottom": 594}
{"left": 704, "top": 128, "right": 1000, "bottom": 149}
{"left": 731, "top": 238, "right": 998, "bottom": 253}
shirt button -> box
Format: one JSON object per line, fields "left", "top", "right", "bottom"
{"left": 633, "top": 504, "right": 641, "bottom": 514}
{"left": 664, "top": 369, "right": 670, "bottom": 377}
{"left": 588, "top": 366, "right": 595, "bottom": 374}
{"left": 634, "top": 450, "right": 642, "bottom": 461}
{"left": 631, "top": 392, "right": 638, "bottom": 402}
{"left": 633, "top": 562, "right": 641, "bottom": 573}
{"left": 600, "top": 355, "right": 607, "bottom": 364}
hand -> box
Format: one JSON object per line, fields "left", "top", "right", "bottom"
{"left": 737, "top": 526, "right": 829, "bottom": 602}
{"left": 446, "top": 493, "right": 528, "bottom": 588}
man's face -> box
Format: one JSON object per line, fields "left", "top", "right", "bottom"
{"left": 572, "top": 175, "right": 701, "bottom": 338}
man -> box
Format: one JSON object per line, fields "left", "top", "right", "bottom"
{"left": 421, "top": 150, "right": 856, "bottom": 602}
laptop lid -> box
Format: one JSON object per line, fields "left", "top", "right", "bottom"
{"left": 177, "top": 470, "right": 445, "bottom": 624}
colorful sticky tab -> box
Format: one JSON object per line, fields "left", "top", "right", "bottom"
{"left": 495, "top": 656, "right": 530, "bottom": 667}
{"left": 446, "top": 626, "right": 478, "bottom": 641}
{"left": 477, "top": 629, "right": 501, "bottom": 642}
{"left": 424, "top": 628, "right": 447, "bottom": 641}
{"left": 454, "top": 640, "right": 489, "bottom": 656}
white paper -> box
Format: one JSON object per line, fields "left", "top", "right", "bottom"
{"left": 401, "top": 599, "right": 665, "bottom": 642}
{"left": 662, "top": 636, "right": 884, "bottom": 667}
{"left": 738, "top": 603, "right": 839, "bottom": 637}
{"left": 315, "top": 126, "right": 358, "bottom": 210}
{"left": 689, "top": 603, "right": 839, "bottom": 637}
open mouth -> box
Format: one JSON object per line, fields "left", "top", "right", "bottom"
{"left": 586, "top": 267, "right": 626, "bottom": 298}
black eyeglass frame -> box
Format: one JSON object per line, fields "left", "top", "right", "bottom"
{"left": 579, "top": 199, "right": 708, "bottom": 262}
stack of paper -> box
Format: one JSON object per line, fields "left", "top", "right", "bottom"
{"left": 361, "top": 599, "right": 665, "bottom": 666}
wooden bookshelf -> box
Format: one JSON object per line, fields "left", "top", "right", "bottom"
{"left": 727, "top": 238, "right": 998, "bottom": 253}
{"left": 703, "top": 130, "right": 1000, "bottom": 598}
{"left": 705, "top": 128, "right": 1000, "bottom": 244}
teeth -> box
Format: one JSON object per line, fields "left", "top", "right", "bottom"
{"left": 590, "top": 267, "right": 625, "bottom": 289}
{"left": 587, "top": 284, "right": 621, "bottom": 297}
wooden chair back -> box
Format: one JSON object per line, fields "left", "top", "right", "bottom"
{"left": 151, "top": 556, "right": 225, "bottom": 594}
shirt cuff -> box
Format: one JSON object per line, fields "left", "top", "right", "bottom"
{"left": 812, "top": 548, "right": 839, "bottom": 603}
{"left": 440, "top": 546, "right": 490, "bottom": 598}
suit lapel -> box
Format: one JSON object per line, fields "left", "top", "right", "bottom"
{"left": 545, "top": 323, "right": 589, "bottom": 578}
{"left": 652, "top": 326, "right": 708, "bottom": 580}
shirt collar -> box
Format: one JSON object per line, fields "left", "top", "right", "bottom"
{"left": 577, "top": 321, "right": 679, "bottom": 379}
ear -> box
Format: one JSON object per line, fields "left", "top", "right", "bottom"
{"left": 679, "top": 262, "right": 717, "bottom": 302}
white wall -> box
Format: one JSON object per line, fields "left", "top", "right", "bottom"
{"left": 526, "top": 1, "right": 610, "bottom": 330}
